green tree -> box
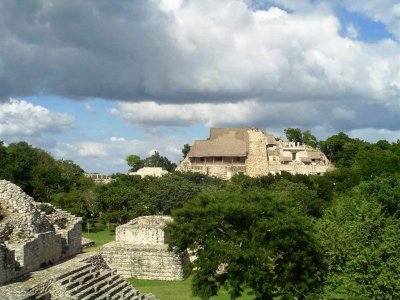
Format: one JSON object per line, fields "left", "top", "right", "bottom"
{"left": 142, "top": 151, "right": 177, "bottom": 172}
{"left": 302, "top": 130, "right": 318, "bottom": 148}
{"left": 284, "top": 127, "right": 303, "bottom": 143}
{"left": 126, "top": 154, "right": 143, "bottom": 172}
{"left": 317, "top": 188, "right": 400, "bottom": 299}
{"left": 182, "top": 144, "right": 191, "bottom": 159}
{"left": 2, "top": 142, "right": 37, "bottom": 194}
{"left": 166, "top": 188, "right": 322, "bottom": 299}
{"left": 56, "top": 159, "right": 84, "bottom": 192}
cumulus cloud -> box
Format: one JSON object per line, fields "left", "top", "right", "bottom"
{"left": 54, "top": 135, "right": 189, "bottom": 173}
{"left": 0, "top": 0, "right": 399, "bottom": 107}
{"left": 111, "top": 99, "right": 400, "bottom": 139}
{"left": 0, "top": 99, "right": 74, "bottom": 137}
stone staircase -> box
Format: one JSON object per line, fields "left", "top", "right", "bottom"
{"left": 52, "top": 261, "right": 143, "bottom": 300}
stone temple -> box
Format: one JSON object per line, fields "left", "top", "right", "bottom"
{"left": 102, "top": 216, "right": 190, "bottom": 281}
{"left": 0, "top": 180, "right": 157, "bottom": 300}
{"left": 177, "top": 128, "right": 334, "bottom": 179}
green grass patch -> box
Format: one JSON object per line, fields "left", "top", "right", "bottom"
{"left": 129, "top": 275, "right": 254, "bottom": 300}
{"left": 82, "top": 223, "right": 115, "bottom": 252}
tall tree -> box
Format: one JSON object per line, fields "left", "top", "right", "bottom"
{"left": 284, "top": 127, "right": 303, "bottom": 143}
{"left": 126, "top": 154, "right": 143, "bottom": 172}
{"left": 166, "top": 188, "right": 322, "bottom": 299}
{"left": 182, "top": 144, "right": 191, "bottom": 159}
{"left": 142, "top": 151, "right": 177, "bottom": 172}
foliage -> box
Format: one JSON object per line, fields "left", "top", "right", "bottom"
{"left": 317, "top": 187, "right": 400, "bottom": 299}
{"left": 126, "top": 151, "right": 177, "bottom": 172}
{"left": 284, "top": 128, "right": 318, "bottom": 147}
{"left": 142, "top": 151, "right": 177, "bottom": 172}
{"left": 126, "top": 154, "right": 143, "bottom": 172}
{"left": 284, "top": 127, "right": 303, "bottom": 143}
{"left": 182, "top": 144, "right": 191, "bottom": 159}
{"left": 166, "top": 188, "right": 322, "bottom": 300}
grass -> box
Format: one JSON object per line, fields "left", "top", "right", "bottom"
{"left": 129, "top": 275, "right": 255, "bottom": 300}
{"left": 81, "top": 223, "right": 115, "bottom": 252}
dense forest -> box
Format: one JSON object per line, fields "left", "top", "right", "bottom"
{"left": 1, "top": 130, "right": 400, "bottom": 299}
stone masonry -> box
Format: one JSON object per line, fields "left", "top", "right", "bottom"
{"left": 177, "top": 127, "right": 334, "bottom": 179}
{"left": 0, "top": 180, "right": 157, "bottom": 299}
{"left": 102, "top": 216, "right": 190, "bottom": 281}
{"left": 0, "top": 180, "right": 82, "bottom": 285}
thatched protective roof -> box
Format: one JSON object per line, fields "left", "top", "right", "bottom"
{"left": 188, "top": 128, "right": 248, "bottom": 157}
{"left": 266, "top": 135, "right": 277, "bottom": 145}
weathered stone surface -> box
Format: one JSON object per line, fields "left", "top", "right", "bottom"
{"left": 102, "top": 216, "right": 190, "bottom": 281}
{"left": 0, "top": 253, "right": 158, "bottom": 300}
{"left": 0, "top": 180, "right": 82, "bottom": 285}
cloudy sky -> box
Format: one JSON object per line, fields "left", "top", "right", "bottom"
{"left": 0, "top": 0, "right": 399, "bottom": 173}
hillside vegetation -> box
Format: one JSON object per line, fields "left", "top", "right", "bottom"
{"left": 1, "top": 132, "right": 400, "bottom": 299}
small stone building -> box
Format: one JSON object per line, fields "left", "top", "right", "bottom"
{"left": 101, "top": 216, "right": 190, "bottom": 280}
{"left": 176, "top": 127, "right": 334, "bottom": 179}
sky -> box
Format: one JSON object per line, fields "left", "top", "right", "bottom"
{"left": 0, "top": 0, "right": 399, "bottom": 173}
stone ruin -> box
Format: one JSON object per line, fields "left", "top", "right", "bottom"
{"left": 102, "top": 216, "right": 190, "bottom": 281}
{"left": 0, "top": 180, "right": 157, "bottom": 300}
{"left": 0, "top": 180, "right": 82, "bottom": 285}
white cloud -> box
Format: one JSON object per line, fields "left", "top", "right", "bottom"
{"left": 53, "top": 135, "right": 189, "bottom": 173}
{"left": 84, "top": 103, "right": 94, "bottom": 112}
{"left": 0, "top": 99, "right": 74, "bottom": 137}
{"left": 110, "top": 136, "right": 126, "bottom": 142}
{"left": 348, "top": 128, "right": 400, "bottom": 142}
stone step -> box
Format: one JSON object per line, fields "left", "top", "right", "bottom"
{"left": 69, "top": 269, "right": 114, "bottom": 297}
{"left": 56, "top": 263, "right": 92, "bottom": 282}
{"left": 80, "top": 275, "right": 124, "bottom": 300}
{"left": 64, "top": 270, "right": 99, "bottom": 291}
{"left": 107, "top": 279, "right": 132, "bottom": 299}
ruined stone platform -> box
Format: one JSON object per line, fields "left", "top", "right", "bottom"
{"left": 101, "top": 216, "right": 190, "bottom": 281}
{"left": 0, "top": 252, "right": 156, "bottom": 300}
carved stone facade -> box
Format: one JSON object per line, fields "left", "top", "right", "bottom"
{"left": 0, "top": 180, "right": 82, "bottom": 285}
{"left": 102, "top": 216, "right": 190, "bottom": 281}
{"left": 176, "top": 128, "right": 334, "bottom": 179}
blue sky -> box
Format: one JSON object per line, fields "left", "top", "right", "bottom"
{"left": 0, "top": 0, "right": 399, "bottom": 173}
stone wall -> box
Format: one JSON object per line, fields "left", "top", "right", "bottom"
{"left": 0, "top": 180, "right": 82, "bottom": 285}
{"left": 116, "top": 216, "right": 170, "bottom": 245}
{"left": 245, "top": 128, "right": 269, "bottom": 177}
{"left": 102, "top": 216, "right": 190, "bottom": 281}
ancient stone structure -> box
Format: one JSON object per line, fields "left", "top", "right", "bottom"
{"left": 0, "top": 180, "right": 157, "bottom": 299}
{"left": 84, "top": 173, "right": 113, "bottom": 184}
{"left": 0, "top": 253, "right": 157, "bottom": 300}
{"left": 0, "top": 180, "right": 82, "bottom": 285}
{"left": 176, "top": 128, "right": 334, "bottom": 179}
{"left": 129, "top": 167, "right": 168, "bottom": 178}
{"left": 102, "top": 216, "right": 190, "bottom": 281}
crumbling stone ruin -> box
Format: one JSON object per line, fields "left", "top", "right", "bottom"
{"left": 176, "top": 128, "right": 334, "bottom": 179}
{"left": 84, "top": 173, "right": 113, "bottom": 184}
{"left": 102, "top": 216, "right": 190, "bottom": 281}
{"left": 0, "top": 253, "right": 157, "bottom": 300}
{"left": 0, "top": 180, "right": 156, "bottom": 300}
{"left": 0, "top": 180, "right": 82, "bottom": 285}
